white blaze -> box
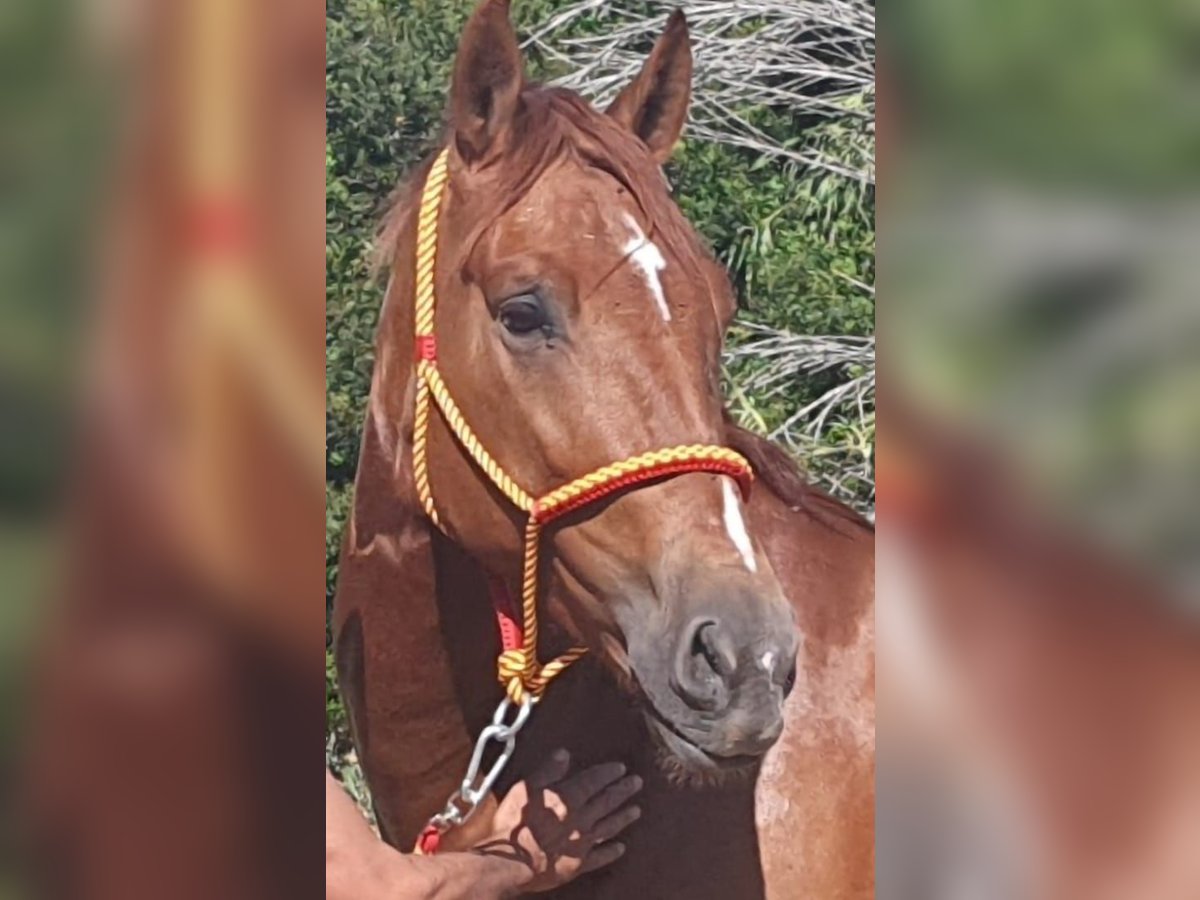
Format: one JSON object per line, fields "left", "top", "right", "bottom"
{"left": 722, "top": 477, "right": 757, "bottom": 572}
{"left": 621, "top": 213, "right": 670, "bottom": 322}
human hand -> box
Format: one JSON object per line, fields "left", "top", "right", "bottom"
{"left": 472, "top": 750, "right": 643, "bottom": 893}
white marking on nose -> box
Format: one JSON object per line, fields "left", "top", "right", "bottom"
{"left": 722, "top": 477, "right": 757, "bottom": 573}
{"left": 760, "top": 650, "right": 776, "bottom": 673}
{"left": 621, "top": 213, "right": 670, "bottom": 322}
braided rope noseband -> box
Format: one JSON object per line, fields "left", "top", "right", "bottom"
{"left": 411, "top": 147, "right": 753, "bottom": 705}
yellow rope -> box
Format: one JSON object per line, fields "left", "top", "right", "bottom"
{"left": 535, "top": 444, "right": 751, "bottom": 519}
{"left": 411, "top": 151, "right": 450, "bottom": 529}
{"left": 420, "top": 361, "right": 534, "bottom": 513}
{"left": 409, "top": 147, "right": 752, "bottom": 704}
{"left": 412, "top": 375, "right": 440, "bottom": 528}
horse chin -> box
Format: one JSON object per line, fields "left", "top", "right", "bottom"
{"left": 641, "top": 707, "right": 762, "bottom": 788}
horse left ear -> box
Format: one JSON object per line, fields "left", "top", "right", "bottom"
{"left": 606, "top": 9, "right": 693, "bottom": 163}
{"left": 450, "top": 0, "right": 525, "bottom": 165}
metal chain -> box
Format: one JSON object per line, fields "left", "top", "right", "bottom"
{"left": 424, "top": 695, "right": 536, "bottom": 833}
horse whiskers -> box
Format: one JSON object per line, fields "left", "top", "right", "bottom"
{"left": 649, "top": 735, "right": 760, "bottom": 789}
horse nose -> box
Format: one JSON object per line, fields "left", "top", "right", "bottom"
{"left": 732, "top": 706, "right": 785, "bottom": 756}
{"left": 672, "top": 616, "right": 795, "bottom": 711}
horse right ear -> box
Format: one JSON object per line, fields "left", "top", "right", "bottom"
{"left": 450, "top": 0, "right": 525, "bottom": 165}
{"left": 606, "top": 9, "right": 693, "bottom": 163}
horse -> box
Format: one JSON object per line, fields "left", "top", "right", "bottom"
{"left": 333, "top": 2, "right": 875, "bottom": 896}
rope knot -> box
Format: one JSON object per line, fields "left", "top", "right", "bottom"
{"left": 497, "top": 648, "right": 530, "bottom": 683}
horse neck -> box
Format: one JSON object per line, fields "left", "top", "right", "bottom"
{"left": 761, "top": 488, "right": 873, "bottom": 648}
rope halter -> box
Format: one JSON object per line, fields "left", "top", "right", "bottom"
{"left": 410, "top": 147, "right": 753, "bottom": 705}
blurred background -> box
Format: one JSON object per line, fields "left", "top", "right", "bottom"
{"left": 5, "top": 0, "right": 1199, "bottom": 894}
{"left": 882, "top": 0, "right": 1200, "bottom": 896}
{"left": 1, "top": 0, "right": 324, "bottom": 896}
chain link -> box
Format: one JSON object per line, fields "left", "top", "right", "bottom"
{"left": 424, "top": 695, "right": 535, "bottom": 833}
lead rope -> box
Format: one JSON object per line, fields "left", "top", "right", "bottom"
{"left": 410, "top": 147, "right": 753, "bottom": 853}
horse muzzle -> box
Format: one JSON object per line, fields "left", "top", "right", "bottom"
{"left": 620, "top": 578, "right": 799, "bottom": 774}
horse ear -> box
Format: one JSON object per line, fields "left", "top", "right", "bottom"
{"left": 450, "top": 0, "right": 525, "bottom": 164}
{"left": 606, "top": 10, "right": 693, "bottom": 163}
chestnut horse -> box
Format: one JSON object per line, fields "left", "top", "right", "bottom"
{"left": 333, "top": 2, "right": 874, "bottom": 896}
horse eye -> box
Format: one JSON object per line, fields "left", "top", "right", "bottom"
{"left": 498, "top": 295, "right": 547, "bottom": 336}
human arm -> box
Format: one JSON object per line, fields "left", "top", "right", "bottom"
{"left": 326, "top": 751, "right": 641, "bottom": 899}
{"left": 326, "top": 768, "right": 530, "bottom": 899}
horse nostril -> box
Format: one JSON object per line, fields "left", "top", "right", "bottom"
{"left": 692, "top": 621, "right": 733, "bottom": 678}
{"left": 674, "top": 619, "right": 735, "bottom": 710}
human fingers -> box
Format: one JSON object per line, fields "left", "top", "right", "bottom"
{"left": 588, "top": 804, "right": 642, "bottom": 844}
{"left": 577, "top": 841, "right": 626, "bottom": 875}
{"left": 554, "top": 761, "right": 627, "bottom": 808}
{"left": 576, "top": 774, "right": 642, "bottom": 829}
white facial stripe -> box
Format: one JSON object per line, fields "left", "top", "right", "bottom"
{"left": 621, "top": 213, "right": 670, "bottom": 322}
{"left": 722, "top": 477, "right": 757, "bottom": 573}
{"left": 760, "top": 650, "right": 776, "bottom": 673}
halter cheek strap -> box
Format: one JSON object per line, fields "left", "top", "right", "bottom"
{"left": 411, "top": 145, "right": 752, "bottom": 702}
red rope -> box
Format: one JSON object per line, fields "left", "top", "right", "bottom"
{"left": 488, "top": 576, "right": 524, "bottom": 652}
{"left": 533, "top": 459, "right": 751, "bottom": 524}
{"left": 416, "top": 824, "right": 441, "bottom": 855}
{"left": 415, "top": 335, "right": 438, "bottom": 361}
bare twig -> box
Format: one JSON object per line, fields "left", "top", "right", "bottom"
{"left": 726, "top": 324, "right": 875, "bottom": 516}
{"left": 525, "top": 0, "right": 875, "bottom": 185}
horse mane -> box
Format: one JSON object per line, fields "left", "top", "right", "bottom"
{"left": 374, "top": 83, "right": 711, "bottom": 277}
{"left": 723, "top": 412, "right": 873, "bottom": 538}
